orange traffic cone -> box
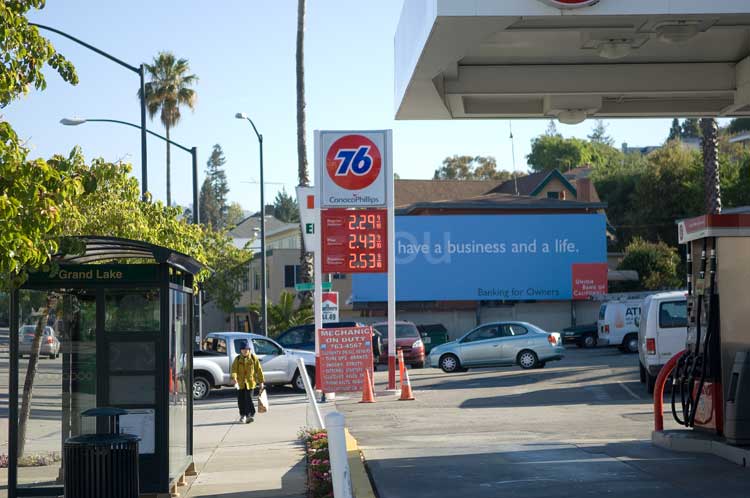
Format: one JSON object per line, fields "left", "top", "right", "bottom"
{"left": 398, "top": 350, "right": 406, "bottom": 384}
{"left": 359, "top": 370, "right": 376, "bottom": 403}
{"left": 399, "top": 368, "right": 415, "bottom": 401}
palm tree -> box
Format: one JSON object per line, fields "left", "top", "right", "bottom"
{"left": 296, "top": 0, "right": 314, "bottom": 295}
{"left": 700, "top": 118, "right": 722, "bottom": 214}
{"left": 139, "top": 51, "right": 198, "bottom": 206}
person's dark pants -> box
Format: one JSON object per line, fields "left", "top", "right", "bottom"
{"left": 237, "top": 388, "right": 255, "bottom": 417}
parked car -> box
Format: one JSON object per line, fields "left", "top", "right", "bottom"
{"left": 275, "top": 321, "right": 381, "bottom": 363}
{"left": 428, "top": 322, "right": 564, "bottom": 373}
{"left": 192, "top": 332, "right": 316, "bottom": 400}
{"left": 372, "top": 321, "right": 425, "bottom": 368}
{"left": 416, "top": 323, "right": 449, "bottom": 354}
{"left": 597, "top": 299, "right": 644, "bottom": 353}
{"left": 638, "top": 291, "right": 688, "bottom": 393}
{"left": 561, "top": 323, "right": 598, "bottom": 348}
{"left": 19, "top": 325, "right": 60, "bottom": 359}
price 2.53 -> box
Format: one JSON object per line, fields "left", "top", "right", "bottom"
{"left": 348, "top": 253, "right": 382, "bottom": 269}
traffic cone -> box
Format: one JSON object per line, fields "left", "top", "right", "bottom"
{"left": 399, "top": 368, "right": 415, "bottom": 401}
{"left": 398, "top": 350, "right": 406, "bottom": 384}
{"left": 359, "top": 370, "right": 376, "bottom": 403}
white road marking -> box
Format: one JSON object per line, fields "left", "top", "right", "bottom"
{"left": 618, "top": 381, "right": 641, "bottom": 400}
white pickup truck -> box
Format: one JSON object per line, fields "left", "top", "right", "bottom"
{"left": 192, "top": 332, "right": 316, "bottom": 400}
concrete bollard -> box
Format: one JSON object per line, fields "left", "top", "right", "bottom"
{"left": 324, "top": 412, "right": 353, "bottom": 498}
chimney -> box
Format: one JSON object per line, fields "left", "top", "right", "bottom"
{"left": 577, "top": 178, "right": 592, "bottom": 202}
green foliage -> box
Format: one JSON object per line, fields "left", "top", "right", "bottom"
{"left": 225, "top": 202, "right": 245, "bottom": 228}
{"left": 527, "top": 135, "right": 593, "bottom": 172}
{"left": 681, "top": 118, "right": 701, "bottom": 139}
{"left": 668, "top": 118, "right": 682, "bottom": 141}
{"left": 260, "top": 291, "right": 313, "bottom": 337}
{"left": 200, "top": 144, "right": 230, "bottom": 228}
{"left": 141, "top": 52, "right": 197, "bottom": 129}
{"left": 588, "top": 120, "right": 614, "bottom": 147}
{"left": 0, "top": 0, "right": 78, "bottom": 107}
{"left": 618, "top": 237, "right": 682, "bottom": 291}
{"left": 199, "top": 177, "right": 220, "bottom": 227}
{"left": 273, "top": 188, "right": 300, "bottom": 223}
{"left": 434, "top": 155, "right": 521, "bottom": 181}
{"left": 0, "top": 126, "right": 86, "bottom": 289}
{"left": 727, "top": 118, "right": 750, "bottom": 135}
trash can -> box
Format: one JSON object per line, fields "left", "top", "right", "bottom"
{"left": 417, "top": 324, "right": 449, "bottom": 355}
{"left": 64, "top": 407, "right": 139, "bottom": 498}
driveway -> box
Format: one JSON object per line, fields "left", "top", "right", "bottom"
{"left": 337, "top": 348, "right": 749, "bottom": 498}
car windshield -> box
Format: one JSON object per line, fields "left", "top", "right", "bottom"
{"left": 374, "top": 324, "right": 419, "bottom": 339}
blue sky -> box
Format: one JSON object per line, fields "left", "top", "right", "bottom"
{"left": 7, "top": 1, "right": 686, "bottom": 210}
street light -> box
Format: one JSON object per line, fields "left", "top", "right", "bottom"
{"left": 31, "top": 23, "right": 150, "bottom": 201}
{"left": 60, "top": 118, "right": 199, "bottom": 225}
{"left": 235, "top": 112, "right": 268, "bottom": 337}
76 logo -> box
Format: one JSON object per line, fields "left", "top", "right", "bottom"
{"left": 335, "top": 146, "right": 373, "bottom": 176}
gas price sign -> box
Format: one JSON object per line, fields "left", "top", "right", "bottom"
{"left": 322, "top": 208, "right": 387, "bottom": 273}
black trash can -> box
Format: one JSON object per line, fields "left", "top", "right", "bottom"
{"left": 64, "top": 407, "right": 140, "bottom": 498}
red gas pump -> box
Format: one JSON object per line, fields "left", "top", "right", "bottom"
{"left": 670, "top": 214, "right": 750, "bottom": 444}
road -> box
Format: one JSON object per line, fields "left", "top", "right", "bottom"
{"left": 338, "top": 347, "right": 749, "bottom": 498}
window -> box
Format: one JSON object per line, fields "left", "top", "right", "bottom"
{"left": 462, "top": 325, "right": 501, "bottom": 343}
{"left": 241, "top": 266, "right": 250, "bottom": 292}
{"left": 547, "top": 191, "right": 560, "bottom": 199}
{"left": 278, "top": 326, "right": 308, "bottom": 347}
{"left": 203, "top": 337, "right": 227, "bottom": 354}
{"left": 507, "top": 324, "right": 529, "bottom": 336}
{"left": 284, "top": 265, "right": 302, "bottom": 288}
{"left": 659, "top": 301, "right": 687, "bottom": 328}
{"left": 254, "top": 272, "right": 260, "bottom": 291}
{"left": 252, "top": 338, "right": 282, "bottom": 356}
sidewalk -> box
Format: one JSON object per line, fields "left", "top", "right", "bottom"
{"left": 184, "top": 389, "right": 322, "bottom": 498}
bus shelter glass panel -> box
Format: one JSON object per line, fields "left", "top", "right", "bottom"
{"left": 15, "top": 289, "right": 97, "bottom": 490}
{"left": 169, "top": 289, "right": 190, "bottom": 479}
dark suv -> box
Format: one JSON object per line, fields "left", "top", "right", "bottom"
{"left": 276, "top": 322, "right": 360, "bottom": 351}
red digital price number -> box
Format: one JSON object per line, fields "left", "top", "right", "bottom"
{"left": 322, "top": 209, "right": 387, "bottom": 274}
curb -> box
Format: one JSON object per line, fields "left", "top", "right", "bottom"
{"left": 653, "top": 430, "right": 750, "bottom": 469}
{"left": 345, "top": 428, "right": 378, "bottom": 498}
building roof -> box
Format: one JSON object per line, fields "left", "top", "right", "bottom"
{"left": 730, "top": 132, "right": 750, "bottom": 143}
{"left": 398, "top": 192, "right": 606, "bottom": 215}
{"left": 395, "top": 179, "right": 502, "bottom": 207}
{"left": 230, "top": 214, "right": 299, "bottom": 239}
{"left": 489, "top": 170, "right": 577, "bottom": 197}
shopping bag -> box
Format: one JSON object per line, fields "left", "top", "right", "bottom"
{"left": 258, "top": 388, "right": 269, "bottom": 413}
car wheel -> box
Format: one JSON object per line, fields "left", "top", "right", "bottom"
{"left": 439, "top": 354, "right": 461, "bottom": 373}
{"left": 518, "top": 350, "right": 539, "bottom": 370}
{"left": 582, "top": 334, "right": 597, "bottom": 349}
{"left": 623, "top": 335, "right": 639, "bottom": 354}
{"left": 193, "top": 376, "right": 211, "bottom": 401}
{"left": 48, "top": 353, "right": 55, "bottom": 359}
{"left": 639, "top": 363, "right": 646, "bottom": 383}
{"left": 534, "top": 361, "right": 546, "bottom": 369}
{"left": 292, "top": 369, "right": 314, "bottom": 392}
{"left": 413, "top": 362, "right": 425, "bottom": 369}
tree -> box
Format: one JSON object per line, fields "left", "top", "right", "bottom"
{"left": 1, "top": 1, "right": 81, "bottom": 457}
{"left": 140, "top": 52, "right": 198, "bottom": 206}
{"left": 261, "top": 291, "right": 313, "bottom": 337}
{"left": 296, "top": 0, "right": 314, "bottom": 295}
{"left": 527, "top": 135, "right": 592, "bottom": 172}
{"left": 588, "top": 119, "right": 614, "bottom": 146}
{"left": 225, "top": 202, "right": 245, "bottom": 228}
{"left": 274, "top": 188, "right": 300, "bottom": 223}
{"left": 727, "top": 118, "right": 750, "bottom": 135}
{"left": 681, "top": 118, "right": 701, "bottom": 139}
{"left": 199, "top": 177, "right": 221, "bottom": 227}
{"left": 701, "top": 118, "right": 722, "bottom": 214}
{"left": 618, "top": 238, "right": 682, "bottom": 291}
{"left": 668, "top": 118, "right": 682, "bottom": 141}
{"left": 545, "top": 119, "right": 559, "bottom": 137}
{"left": 433, "top": 155, "right": 517, "bottom": 180}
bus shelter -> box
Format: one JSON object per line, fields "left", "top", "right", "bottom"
{"left": 7, "top": 237, "right": 203, "bottom": 498}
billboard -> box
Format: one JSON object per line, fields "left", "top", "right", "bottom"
{"left": 352, "top": 214, "right": 607, "bottom": 302}
{"left": 319, "top": 326, "right": 374, "bottom": 392}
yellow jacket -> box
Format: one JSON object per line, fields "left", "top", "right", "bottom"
{"left": 230, "top": 353, "right": 264, "bottom": 390}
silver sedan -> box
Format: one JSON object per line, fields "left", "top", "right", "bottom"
{"left": 428, "top": 322, "right": 564, "bottom": 373}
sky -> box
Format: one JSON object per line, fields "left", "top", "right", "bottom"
{"left": 6, "top": 1, "right": 690, "bottom": 211}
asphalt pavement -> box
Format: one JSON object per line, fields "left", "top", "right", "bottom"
{"left": 338, "top": 347, "right": 750, "bottom": 498}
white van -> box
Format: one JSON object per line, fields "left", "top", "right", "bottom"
{"left": 597, "top": 299, "right": 643, "bottom": 353}
{"left": 638, "top": 291, "right": 688, "bottom": 393}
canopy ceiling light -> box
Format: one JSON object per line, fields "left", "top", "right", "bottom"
{"left": 655, "top": 21, "right": 702, "bottom": 44}
{"left": 556, "top": 109, "right": 588, "bottom": 125}
{"left": 597, "top": 40, "right": 633, "bottom": 59}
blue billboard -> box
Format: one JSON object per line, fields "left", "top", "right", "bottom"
{"left": 351, "top": 214, "right": 607, "bottom": 302}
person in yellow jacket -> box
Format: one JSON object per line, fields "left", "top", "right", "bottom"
{"left": 230, "top": 340, "right": 264, "bottom": 423}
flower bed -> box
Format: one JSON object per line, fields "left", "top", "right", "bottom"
{"left": 0, "top": 452, "right": 61, "bottom": 468}
{"left": 299, "top": 428, "right": 332, "bottom": 498}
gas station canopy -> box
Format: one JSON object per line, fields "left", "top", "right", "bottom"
{"left": 395, "top": 0, "right": 750, "bottom": 122}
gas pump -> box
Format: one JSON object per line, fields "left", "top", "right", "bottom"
{"left": 672, "top": 214, "right": 750, "bottom": 445}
